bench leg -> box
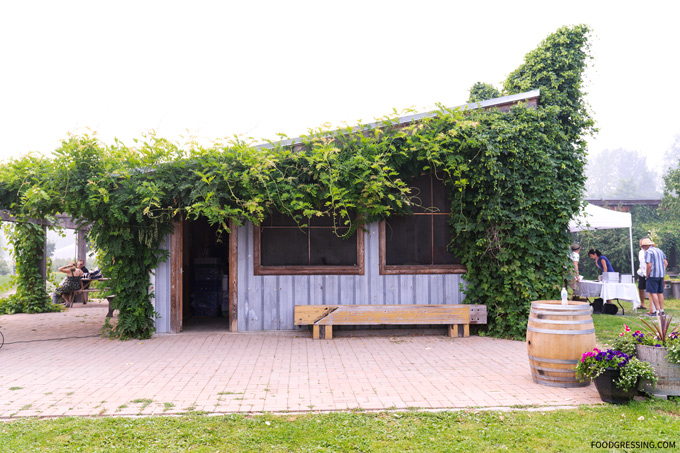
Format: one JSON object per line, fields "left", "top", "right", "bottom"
{"left": 448, "top": 324, "right": 470, "bottom": 338}
{"left": 323, "top": 325, "right": 333, "bottom": 340}
{"left": 312, "top": 325, "right": 320, "bottom": 340}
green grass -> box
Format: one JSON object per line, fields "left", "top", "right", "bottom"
{"left": 0, "top": 402, "right": 678, "bottom": 452}
{"left": 593, "top": 297, "right": 680, "bottom": 347}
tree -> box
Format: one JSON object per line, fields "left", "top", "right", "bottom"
{"left": 467, "top": 82, "right": 501, "bottom": 103}
{"left": 586, "top": 149, "right": 661, "bottom": 199}
{"left": 663, "top": 132, "right": 680, "bottom": 176}
{"left": 0, "top": 259, "right": 10, "bottom": 275}
{"left": 45, "top": 239, "right": 55, "bottom": 258}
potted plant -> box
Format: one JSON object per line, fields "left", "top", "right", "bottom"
{"left": 575, "top": 348, "right": 657, "bottom": 404}
{"left": 620, "top": 316, "right": 680, "bottom": 398}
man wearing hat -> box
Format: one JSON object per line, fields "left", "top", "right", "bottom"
{"left": 641, "top": 238, "right": 668, "bottom": 316}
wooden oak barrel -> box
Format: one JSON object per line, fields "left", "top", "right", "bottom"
{"left": 526, "top": 300, "right": 595, "bottom": 387}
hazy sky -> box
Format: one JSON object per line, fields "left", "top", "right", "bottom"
{"left": 1, "top": 1, "right": 679, "bottom": 171}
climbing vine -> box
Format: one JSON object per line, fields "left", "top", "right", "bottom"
{"left": 0, "top": 223, "right": 56, "bottom": 314}
{"left": 0, "top": 25, "right": 594, "bottom": 339}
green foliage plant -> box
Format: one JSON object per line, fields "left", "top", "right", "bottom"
{"left": 0, "top": 25, "right": 594, "bottom": 339}
{"left": 467, "top": 82, "right": 501, "bottom": 103}
{"left": 575, "top": 347, "right": 657, "bottom": 392}
{"left": 612, "top": 321, "right": 680, "bottom": 365}
{"left": 0, "top": 223, "right": 58, "bottom": 314}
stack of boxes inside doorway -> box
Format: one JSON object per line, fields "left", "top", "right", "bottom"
{"left": 191, "top": 258, "right": 229, "bottom": 317}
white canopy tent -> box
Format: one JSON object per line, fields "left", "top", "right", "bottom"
{"left": 568, "top": 203, "right": 635, "bottom": 275}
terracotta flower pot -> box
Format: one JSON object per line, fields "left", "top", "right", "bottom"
{"left": 593, "top": 367, "right": 638, "bottom": 404}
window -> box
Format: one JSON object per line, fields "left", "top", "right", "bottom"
{"left": 254, "top": 212, "right": 364, "bottom": 275}
{"left": 380, "top": 174, "right": 465, "bottom": 274}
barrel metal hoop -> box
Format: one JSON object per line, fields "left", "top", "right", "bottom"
{"left": 531, "top": 303, "right": 591, "bottom": 311}
{"left": 527, "top": 326, "right": 596, "bottom": 335}
{"left": 528, "top": 317, "right": 594, "bottom": 325}
{"left": 530, "top": 309, "right": 593, "bottom": 316}
{"left": 531, "top": 376, "right": 590, "bottom": 388}
{"left": 530, "top": 374, "right": 580, "bottom": 382}
{"left": 527, "top": 354, "right": 579, "bottom": 365}
{"left": 529, "top": 364, "right": 575, "bottom": 374}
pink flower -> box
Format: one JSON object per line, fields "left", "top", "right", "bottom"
{"left": 624, "top": 324, "right": 631, "bottom": 332}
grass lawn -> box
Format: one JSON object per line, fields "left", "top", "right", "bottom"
{"left": 0, "top": 402, "right": 679, "bottom": 452}
{"left": 1, "top": 297, "right": 679, "bottom": 451}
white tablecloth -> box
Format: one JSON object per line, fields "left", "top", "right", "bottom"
{"left": 576, "top": 280, "right": 641, "bottom": 309}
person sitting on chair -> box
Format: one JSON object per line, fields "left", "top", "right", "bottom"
{"left": 52, "top": 261, "right": 84, "bottom": 305}
{"left": 77, "top": 259, "right": 89, "bottom": 275}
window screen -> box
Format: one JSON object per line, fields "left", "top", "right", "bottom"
{"left": 384, "top": 174, "right": 461, "bottom": 267}
{"left": 258, "top": 213, "right": 360, "bottom": 272}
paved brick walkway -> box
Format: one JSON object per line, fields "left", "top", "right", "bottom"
{"left": 0, "top": 301, "right": 601, "bottom": 419}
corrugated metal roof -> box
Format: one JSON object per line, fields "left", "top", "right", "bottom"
{"left": 256, "top": 89, "right": 540, "bottom": 150}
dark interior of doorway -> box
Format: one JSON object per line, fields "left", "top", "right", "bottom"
{"left": 182, "top": 218, "right": 229, "bottom": 332}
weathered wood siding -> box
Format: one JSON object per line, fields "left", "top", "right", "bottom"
{"left": 154, "top": 234, "right": 172, "bottom": 333}
{"left": 238, "top": 222, "right": 466, "bottom": 331}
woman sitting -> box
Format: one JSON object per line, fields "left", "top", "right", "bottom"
{"left": 52, "top": 261, "right": 84, "bottom": 305}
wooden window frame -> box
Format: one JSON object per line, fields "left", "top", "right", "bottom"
{"left": 379, "top": 221, "right": 466, "bottom": 275}
{"left": 379, "top": 174, "right": 467, "bottom": 275}
{"left": 253, "top": 222, "right": 364, "bottom": 276}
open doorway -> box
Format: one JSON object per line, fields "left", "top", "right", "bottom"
{"left": 181, "top": 217, "right": 230, "bottom": 332}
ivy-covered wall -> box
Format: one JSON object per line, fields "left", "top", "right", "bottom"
{"left": 0, "top": 25, "right": 594, "bottom": 339}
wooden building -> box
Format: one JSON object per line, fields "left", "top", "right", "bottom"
{"left": 152, "top": 90, "right": 540, "bottom": 334}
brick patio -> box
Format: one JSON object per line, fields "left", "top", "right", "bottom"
{"left": 0, "top": 301, "right": 601, "bottom": 419}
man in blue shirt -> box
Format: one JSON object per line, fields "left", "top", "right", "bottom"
{"left": 641, "top": 238, "right": 668, "bottom": 316}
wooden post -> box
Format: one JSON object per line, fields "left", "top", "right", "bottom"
{"left": 323, "top": 325, "right": 333, "bottom": 340}
{"left": 170, "top": 219, "right": 183, "bottom": 334}
{"left": 40, "top": 225, "right": 47, "bottom": 283}
{"left": 76, "top": 229, "right": 88, "bottom": 265}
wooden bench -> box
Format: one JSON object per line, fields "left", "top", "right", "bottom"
{"left": 61, "top": 278, "right": 111, "bottom": 308}
{"left": 294, "top": 304, "right": 487, "bottom": 340}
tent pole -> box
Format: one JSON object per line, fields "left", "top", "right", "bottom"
{"left": 629, "top": 226, "right": 635, "bottom": 276}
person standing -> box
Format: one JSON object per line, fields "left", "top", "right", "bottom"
{"left": 588, "top": 249, "right": 615, "bottom": 274}
{"left": 641, "top": 238, "right": 668, "bottom": 317}
{"left": 568, "top": 243, "right": 581, "bottom": 292}
{"left": 636, "top": 239, "right": 649, "bottom": 312}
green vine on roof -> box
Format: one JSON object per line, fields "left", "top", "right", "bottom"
{"left": 0, "top": 25, "right": 594, "bottom": 339}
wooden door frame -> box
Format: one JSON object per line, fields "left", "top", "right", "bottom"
{"left": 170, "top": 217, "right": 238, "bottom": 333}
{"left": 170, "top": 219, "right": 184, "bottom": 334}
